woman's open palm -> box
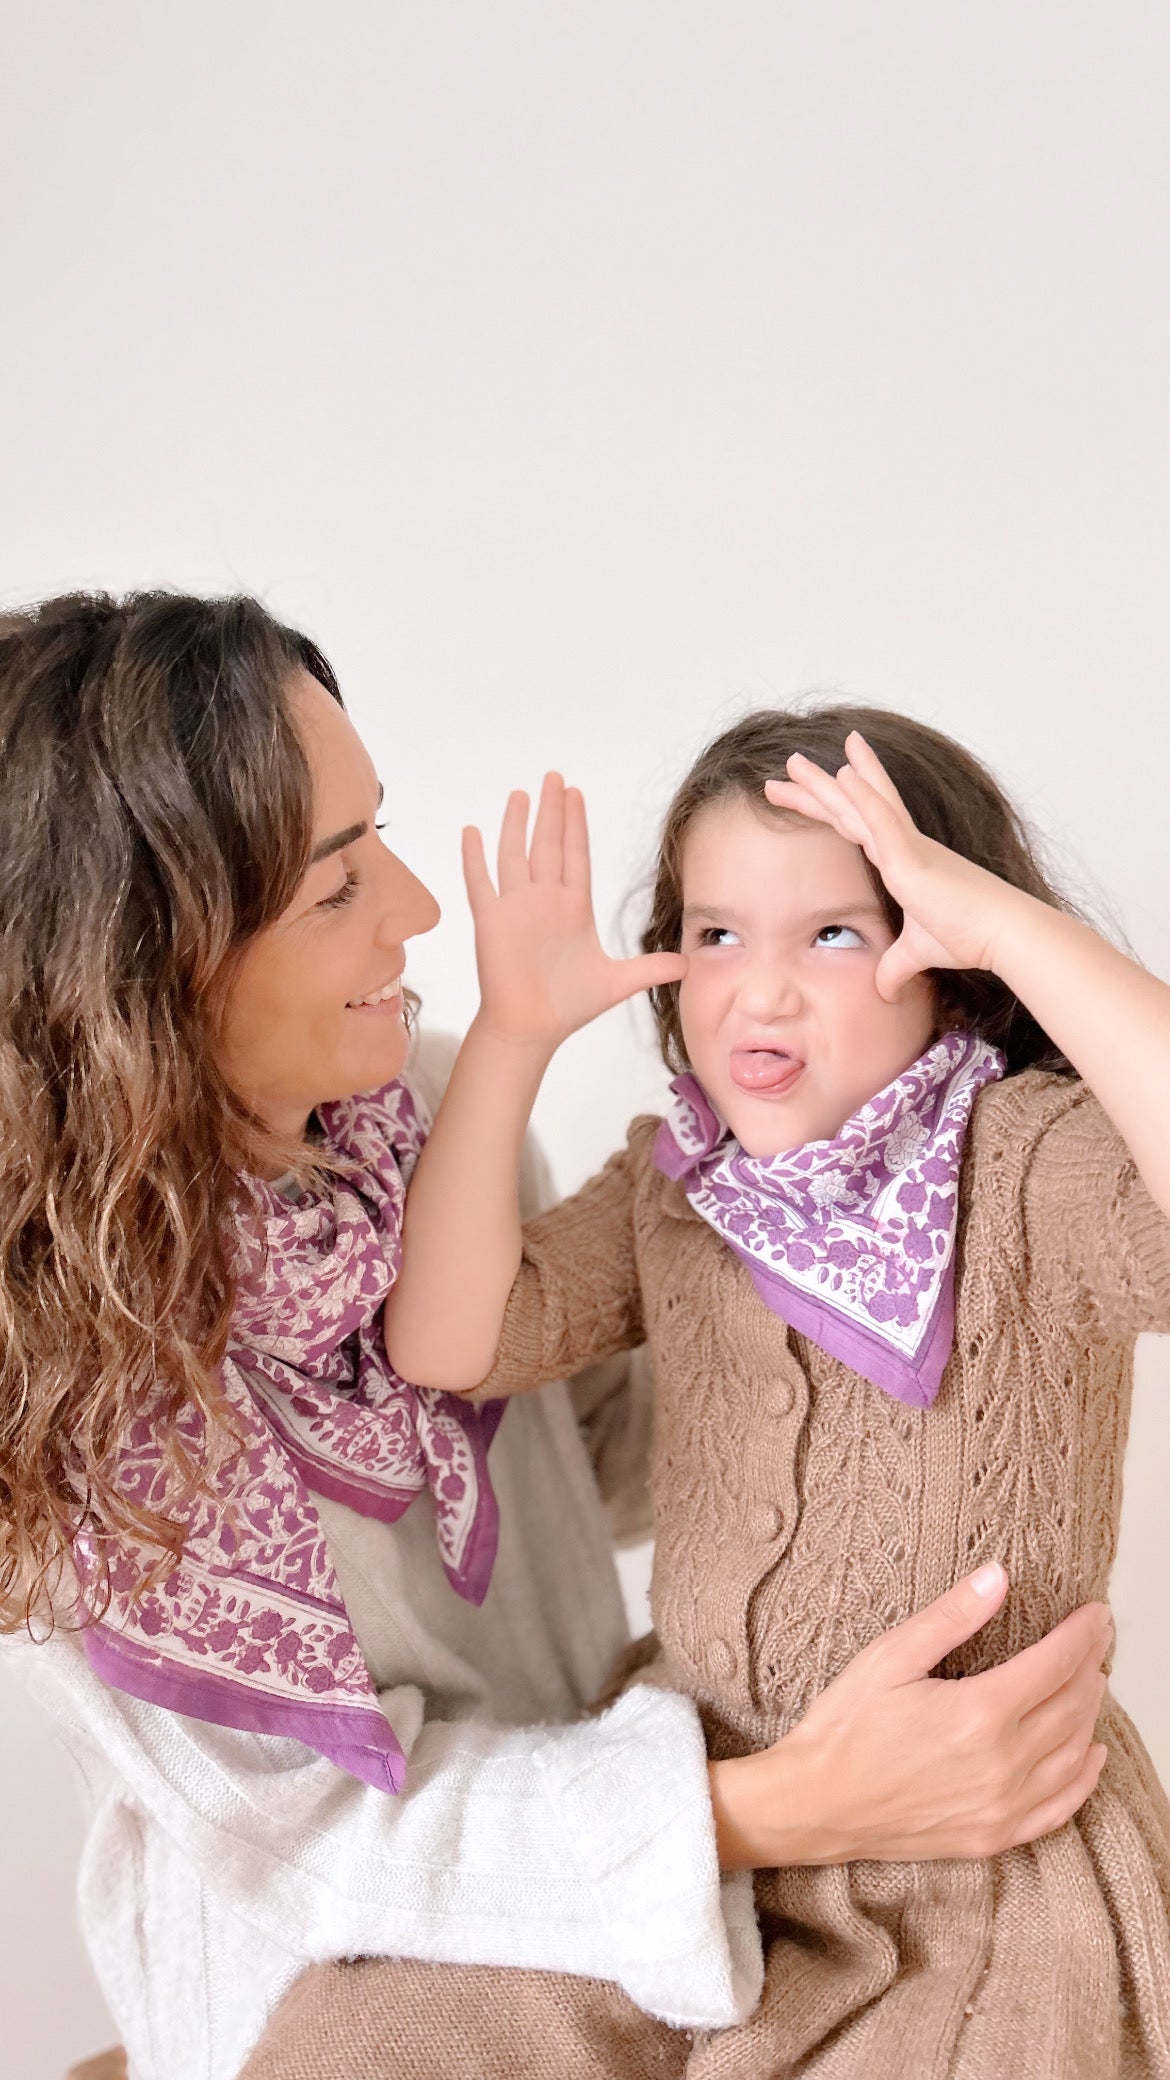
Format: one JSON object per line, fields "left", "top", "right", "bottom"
{"left": 764, "top": 732, "right": 1019, "bottom": 1002}
{"left": 463, "top": 773, "right": 686, "bottom": 1047}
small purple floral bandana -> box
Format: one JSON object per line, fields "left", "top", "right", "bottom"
{"left": 653, "top": 1032, "right": 1005, "bottom": 1408}
{"left": 78, "top": 1077, "right": 503, "bottom": 1794}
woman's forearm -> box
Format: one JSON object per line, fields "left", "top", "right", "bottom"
{"left": 708, "top": 1753, "right": 820, "bottom": 1871}
{"left": 387, "top": 1018, "right": 553, "bottom": 1389}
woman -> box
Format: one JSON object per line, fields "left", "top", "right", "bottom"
{"left": 0, "top": 592, "right": 1110, "bottom": 2080}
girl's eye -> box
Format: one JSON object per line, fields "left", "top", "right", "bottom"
{"left": 319, "top": 870, "right": 359, "bottom": 911}
{"left": 815, "top": 923, "right": 864, "bottom": 949}
{"left": 697, "top": 926, "right": 740, "bottom": 948}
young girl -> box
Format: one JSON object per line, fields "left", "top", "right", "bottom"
{"left": 379, "top": 706, "right": 1170, "bottom": 2079}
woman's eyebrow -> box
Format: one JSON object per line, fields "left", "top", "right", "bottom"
{"left": 308, "top": 784, "right": 384, "bottom": 864}
{"left": 310, "top": 821, "right": 366, "bottom": 864}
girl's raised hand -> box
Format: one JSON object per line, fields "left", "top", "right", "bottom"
{"left": 764, "top": 732, "right": 1025, "bottom": 1003}
{"left": 463, "top": 773, "right": 687, "bottom": 1049}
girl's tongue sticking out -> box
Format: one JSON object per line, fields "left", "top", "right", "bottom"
{"left": 729, "top": 1047, "right": 805, "bottom": 1096}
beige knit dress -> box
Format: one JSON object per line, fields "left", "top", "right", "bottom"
{"left": 245, "top": 1071, "right": 1170, "bottom": 2080}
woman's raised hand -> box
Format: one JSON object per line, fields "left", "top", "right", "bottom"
{"left": 463, "top": 774, "right": 686, "bottom": 1050}
{"left": 764, "top": 732, "right": 1027, "bottom": 1004}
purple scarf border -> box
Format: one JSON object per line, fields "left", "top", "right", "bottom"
{"left": 84, "top": 1623, "right": 408, "bottom": 1793}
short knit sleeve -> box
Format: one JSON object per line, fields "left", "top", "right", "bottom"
{"left": 1021, "top": 1085, "right": 1170, "bottom": 1339}
{"left": 479, "top": 1123, "right": 651, "bottom": 1397}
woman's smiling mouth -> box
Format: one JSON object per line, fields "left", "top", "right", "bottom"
{"left": 346, "top": 976, "right": 403, "bottom": 1014}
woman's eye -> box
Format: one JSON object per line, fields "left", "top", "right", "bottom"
{"left": 815, "top": 923, "right": 863, "bottom": 948}
{"left": 319, "top": 871, "right": 359, "bottom": 911}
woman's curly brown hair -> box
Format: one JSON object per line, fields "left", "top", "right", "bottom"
{"left": 0, "top": 591, "right": 344, "bottom": 1631}
{"left": 641, "top": 703, "right": 1081, "bottom": 1078}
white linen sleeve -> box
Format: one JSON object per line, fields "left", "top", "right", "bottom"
{"left": 21, "top": 1636, "right": 763, "bottom": 2032}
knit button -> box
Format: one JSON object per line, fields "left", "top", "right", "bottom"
{"left": 753, "top": 1503, "right": 785, "bottom": 1542}
{"left": 770, "top": 1379, "right": 794, "bottom": 1416}
{"left": 710, "top": 1637, "right": 736, "bottom": 1679}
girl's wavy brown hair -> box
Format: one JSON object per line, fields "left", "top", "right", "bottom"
{"left": 0, "top": 591, "right": 345, "bottom": 1632}
{"left": 641, "top": 703, "right": 1080, "bottom": 1078}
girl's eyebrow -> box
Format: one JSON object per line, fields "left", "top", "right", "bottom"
{"left": 681, "top": 902, "right": 749, "bottom": 929}
{"left": 681, "top": 897, "right": 888, "bottom": 930}
{"left": 804, "top": 899, "right": 888, "bottom": 929}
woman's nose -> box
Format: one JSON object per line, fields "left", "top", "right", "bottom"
{"left": 374, "top": 860, "right": 441, "bottom": 946}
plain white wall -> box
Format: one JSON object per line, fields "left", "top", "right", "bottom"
{"left": 1, "top": 5, "right": 1168, "bottom": 2073}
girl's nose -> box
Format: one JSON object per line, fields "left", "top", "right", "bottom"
{"left": 737, "top": 958, "right": 802, "bottom": 1022}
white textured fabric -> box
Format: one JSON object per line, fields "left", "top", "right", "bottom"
{"left": 8, "top": 1390, "right": 761, "bottom": 2079}
{"left": 5, "top": 1038, "right": 762, "bottom": 2080}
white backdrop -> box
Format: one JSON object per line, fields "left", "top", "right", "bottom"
{"left": 2, "top": 6, "right": 1168, "bottom": 2074}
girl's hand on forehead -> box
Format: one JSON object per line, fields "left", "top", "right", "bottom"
{"left": 462, "top": 772, "right": 687, "bottom": 1051}
{"left": 764, "top": 732, "right": 1028, "bottom": 1004}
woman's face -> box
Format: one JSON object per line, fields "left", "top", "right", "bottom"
{"left": 215, "top": 670, "right": 440, "bottom": 1139}
{"left": 677, "top": 796, "right": 937, "bottom": 1159}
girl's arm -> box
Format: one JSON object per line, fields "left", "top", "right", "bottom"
{"left": 767, "top": 734, "right": 1170, "bottom": 1220}
{"left": 386, "top": 776, "right": 685, "bottom": 1391}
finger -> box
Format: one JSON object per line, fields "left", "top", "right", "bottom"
{"left": 563, "top": 786, "right": 592, "bottom": 897}
{"left": 1015, "top": 1696, "right": 1104, "bottom": 1813}
{"left": 530, "top": 771, "right": 566, "bottom": 884}
{"left": 781, "top": 754, "right": 874, "bottom": 847}
{"left": 1018, "top": 1728, "right": 1097, "bottom": 1810}
{"left": 874, "top": 940, "right": 926, "bottom": 1006}
{"left": 461, "top": 826, "right": 496, "bottom": 918}
{"left": 843, "top": 732, "right": 910, "bottom": 816}
{"left": 973, "top": 1602, "right": 1112, "bottom": 1725}
{"left": 763, "top": 778, "right": 837, "bottom": 826}
{"left": 497, "top": 790, "right": 531, "bottom": 895}
{"left": 601, "top": 951, "right": 688, "bottom": 1009}
{"left": 1017, "top": 1654, "right": 1108, "bottom": 1756}
{"left": 850, "top": 1563, "right": 1009, "bottom": 1688}
{"left": 835, "top": 762, "right": 915, "bottom": 847}
{"left": 1008, "top": 1743, "right": 1107, "bottom": 1848}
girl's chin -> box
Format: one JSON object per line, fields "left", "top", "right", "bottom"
{"left": 723, "top": 1095, "right": 846, "bottom": 1160}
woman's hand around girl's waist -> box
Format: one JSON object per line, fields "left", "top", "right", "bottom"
{"left": 709, "top": 1563, "right": 1111, "bottom": 1869}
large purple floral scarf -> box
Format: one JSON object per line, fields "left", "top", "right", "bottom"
{"left": 77, "top": 1076, "right": 503, "bottom": 1793}
{"left": 653, "top": 1032, "right": 1005, "bottom": 1408}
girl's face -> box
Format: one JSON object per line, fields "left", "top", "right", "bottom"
{"left": 215, "top": 670, "right": 440, "bottom": 1140}
{"left": 677, "top": 796, "right": 938, "bottom": 1159}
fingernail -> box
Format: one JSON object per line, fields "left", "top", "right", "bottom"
{"left": 969, "top": 1562, "right": 1005, "bottom": 1597}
